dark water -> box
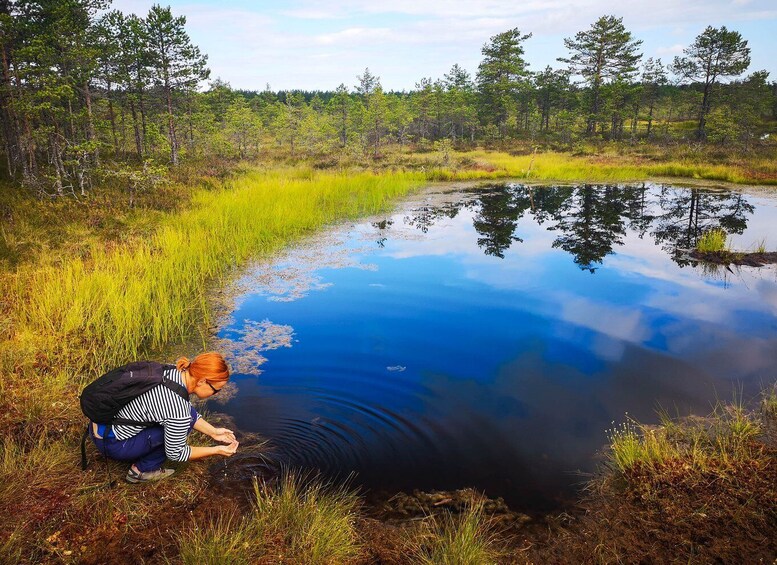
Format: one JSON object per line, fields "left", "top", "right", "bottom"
{"left": 213, "top": 182, "right": 777, "bottom": 512}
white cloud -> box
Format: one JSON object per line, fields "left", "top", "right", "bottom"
{"left": 107, "top": 0, "right": 777, "bottom": 90}
{"left": 559, "top": 296, "right": 650, "bottom": 344}
{"left": 656, "top": 44, "right": 685, "bottom": 56}
{"left": 316, "top": 27, "right": 394, "bottom": 46}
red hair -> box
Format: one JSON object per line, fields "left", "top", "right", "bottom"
{"left": 176, "top": 352, "right": 230, "bottom": 384}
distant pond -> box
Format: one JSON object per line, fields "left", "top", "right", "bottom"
{"left": 212, "top": 182, "right": 777, "bottom": 512}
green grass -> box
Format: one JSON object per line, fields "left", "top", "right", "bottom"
{"left": 176, "top": 512, "right": 258, "bottom": 565}
{"left": 411, "top": 500, "right": 501, "bottom": 565}
{"left": 250, "top": 473, "right": 362, "bottom": 564}
{"left": 696, "top": 228, "right": 729, "bottom": 253}
{"left": 174, "top": 474, "right": 362, "bottom": 564}
{"left": 607, "top": 419, "right": 681, "bottom": 473}
{"left": 762, "top": 385, "right": 777, "bottom": 418}
{"left": 607, "top": 400, "right": 763, "bottom": 477}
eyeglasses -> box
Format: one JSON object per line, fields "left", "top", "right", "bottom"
{"left": 205, "top": 381, "right": 221, "bottom": 395}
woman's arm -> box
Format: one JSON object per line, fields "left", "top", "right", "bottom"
{"left": 188, "top": 442, "right": 238, "bottom": 461}
{"left": 187, "top": 416, "right": 239, "bottom": 460}
{"left": 193, "top": 416, "right": 237, "bottom": 443}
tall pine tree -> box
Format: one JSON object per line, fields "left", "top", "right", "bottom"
{"left": 145, "top": 4, "right": 208, "bottom": 165}
{"left": 476, "top": 28, "right": 532, "bottom": 137}
{"left": 559, "top": 15, "right": 642, "bottom": 136}
{"left": 671, "top": 26, "right": 750, "bottom": 140}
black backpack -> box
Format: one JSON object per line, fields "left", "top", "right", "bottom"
{"left": 79, "top": 361, "right": 189, "bottom": 470}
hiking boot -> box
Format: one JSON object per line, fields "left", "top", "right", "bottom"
{"left": 125, "top": 466, "right": 175, "bottom": 484}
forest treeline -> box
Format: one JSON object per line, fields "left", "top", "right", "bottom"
{"left": 1, "top": 1, "right": 775, "bottom": 196}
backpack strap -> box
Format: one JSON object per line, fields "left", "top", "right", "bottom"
{"left": 108, "top": 371, "right": 190, "bottom": 428}
{"left": 160, "top": 377, "right": 189, "bottom": 403}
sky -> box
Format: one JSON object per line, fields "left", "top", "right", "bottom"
{"left": 110, "top": 0, "right": 777, "bottom": 92}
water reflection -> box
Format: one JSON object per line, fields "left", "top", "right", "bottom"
{"left": 218, "top": 182, "right": 777, "bottom": 512}
{"left": 397, "top": 183, "right": 755, "bottom": 272}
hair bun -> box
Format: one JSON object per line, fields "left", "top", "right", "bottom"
{"left": 176, "top": 357, "right": 191, "bottom": 372}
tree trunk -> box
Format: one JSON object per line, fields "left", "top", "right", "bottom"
{"left": 646, "top": 100, "right": 655, "bottom": 138}
{"left": 587, "top": 83, "right": 601, "bottom": 135}
{"left": 128, "top": 98, "right": 143, "bottom": 160}
{"left": 697, "top": 80, "right": 713, "bottom": 140}
{"left": 165, "top": 84, "right": 178, "bottom": 165}
{"left": 107, "top": 81, "right": 118, "bottom": 153}
{"left": 138, "top": 88, "right": 148, "bottom": 154}
{"left": 83, "top": 81, "right": 98, "bottom": 164}
{"left": 0, "top": 29, "right": 19, "bottom": 178}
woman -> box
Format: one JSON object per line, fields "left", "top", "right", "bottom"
{"left": 90, "top": 352, "right": 239, "bottom": 483}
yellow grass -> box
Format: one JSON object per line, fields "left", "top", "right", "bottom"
{"left": 406, "top": 150, "right": 777, "bottom": 185}
{"left": 5, "top": 168, "right": 425, "bottom": 376}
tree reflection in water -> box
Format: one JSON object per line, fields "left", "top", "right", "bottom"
{"left": 394, "top": 183, "right": 754, "bottom": 272}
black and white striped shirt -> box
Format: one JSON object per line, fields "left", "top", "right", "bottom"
{"left": 112, "top": 368, "right": 199, "bottom": 462}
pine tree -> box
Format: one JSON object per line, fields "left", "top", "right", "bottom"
{"left": 145, "top": 4, "right": 208, "bottom": 165}
{"left": 327, "top": 83, "right": 351, "bottom": 147}
{"left": 640, "top": 58, "right": 667, "bottom": 138}
{"left": 476, "top": 28, "right": 532, "bottom": 136}
{"left": 534, "top": 67, "right": 571, "bottom": 133}
{"left": 444, "top": 64, "right": 476, "bottom": 142}
{"left": 559, "top": 15, "right": 642, "bottom": 136}
{"left": 671, "top": 26, "right": 750, "bottom": 140}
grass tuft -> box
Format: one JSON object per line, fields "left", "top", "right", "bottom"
{"left": 607, "top": 419, "right": 681, "bottom": 473}
{"left": 762, "top": 385, "right": 777, "bottom": 419}
{"left": 250, "top": 473, "right": 362, "bottom": 564}
{"left": 696, "top": 228, "right": 728, "bottom": 253}
{"left": 607, "top": 399, "right": 763, "bottom": 479}
{"left": 410, "top": 500, "right": 501, "bottom": 565}
{"left": 176, "top": 512, "right": 259, "bottom": 565}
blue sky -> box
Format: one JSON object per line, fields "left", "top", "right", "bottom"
{"left": 111, "top": 0, "right": 777, "bottom": 91}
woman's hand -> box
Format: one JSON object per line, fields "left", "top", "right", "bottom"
{"left": 210, "top": 427, "right": 236, "bottom": 444}
{"left": 213, "top": 441, "right": 239, "bottom": 457}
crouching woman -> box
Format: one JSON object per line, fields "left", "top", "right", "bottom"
{"left": 89, "top": 352, "right": 239, "bottom": 483}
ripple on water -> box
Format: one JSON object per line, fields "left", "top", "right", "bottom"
{"left": 212, "top": 182, "right": 777, "bottom": 511}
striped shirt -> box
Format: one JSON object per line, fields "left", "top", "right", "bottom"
{"left": 112, "top": 367, "right": 199, "bottom": 462}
